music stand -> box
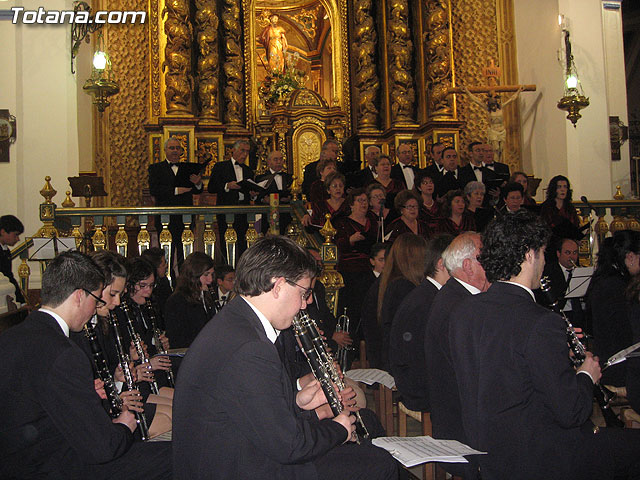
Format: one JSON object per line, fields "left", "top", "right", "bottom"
{"left": 27, "top": 237, "right": 76, "bottom": 261}
{"left": 68, "top": 175, "right": 107, "bottom": 207}
{"left": 565, "top": 266, "right": 594, "bottom": 299}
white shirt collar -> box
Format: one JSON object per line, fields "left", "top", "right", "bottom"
{"left": 427, "top": 276, "right": 443, "bottom": 290}
{"left": 269, "top": 169, "right": 281, "bottom": 175}
{"left": 454, "top": 277, "right": 481, "bottom": 295}
{"left": 0, "top": 244, "right": 8, "bottom": 251}
{"left": 39, "top": 307, "right": 70, "bottom": 337}
{"left": 241, "top": 296, "right": 279, "bottom": 344}
{"left": 218, "top": 287, "right": 229, "bottom": 300}
{"left": 499, "top": 280, "right": 536, "bottom": 301}
{"left": 373, "top": 270, "right": 381, "bottom": 278}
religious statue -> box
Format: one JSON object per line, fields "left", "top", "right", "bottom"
{"left": 464, "top": 86, "right": 523, "bottom": 158}
{"left": 259, "top": 14, "right": 288, "bottom": 74}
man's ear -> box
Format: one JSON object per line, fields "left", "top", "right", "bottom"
{"left": 271, "top": 277, "right": 285, "bottom": 299}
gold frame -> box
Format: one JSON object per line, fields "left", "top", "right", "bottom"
{"left": 292, "top": 124, "right": 326, "bottom": 183}
{"left": 244, "top": 0, "right": 351, "bottom": 133}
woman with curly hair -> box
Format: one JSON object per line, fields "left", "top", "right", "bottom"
{"left": 587, "top": 230, "right": 640, "bottom": 386}
{"left": 540, "top": 175, "right": 580, "bottom": 229}
{"left": 302, "top": 171, "right": 349, "bottom": 229}
{"left": 436, "top": 189, "right": 476, "bottom": 235}
{"left": 164, "top": 252, "right": 215, "bottom": 348}
{"left": 413, "top": 171, "right": 441, "bottom": 229}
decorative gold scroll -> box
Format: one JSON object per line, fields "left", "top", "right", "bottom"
{"left": 387, "top": 0, "right": 415, "bottom": 124}
{"left": 352, "top": 0, "right": 380, "bottom": 129}
{"left": 163, "top": 0, "right": 193, "bottom": 114}
{"left": 424, "top": 0, "right": 454, "bottom": 118}
{"left": 222, "top": 0, "right": 245, "bottom": 125}
{"left": 195, "top": 0, "right": 220, "bottom": 119}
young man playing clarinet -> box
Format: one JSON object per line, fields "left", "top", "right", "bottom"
{"left": 0, "top": 251, "right": 171, "bottom": 479}
{"left": 173, "top": 235, "right": 397, "bottom": 479}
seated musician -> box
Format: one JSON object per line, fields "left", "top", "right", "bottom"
{"left": 71, "top": 250, "right": 172, "bottom": 438}
{"left": 172, "top": 235, "right": 398, "bottom": 480}
{"left": 164, "top": 252, "right": 215, "bottom": 349}
{"left": 113, "top": 257, "right": 174, "bottom": 400}
{"left": 212, "top": 264, "right": 235, "bottom": 314}
{"left": 140, "top": 247, "right": 172, "bottom": 318}
{"left": 0, "top": 251, "right": 172, "bottom": 479}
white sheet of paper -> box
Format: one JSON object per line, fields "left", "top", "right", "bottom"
{"left": 372, "top": 436, "right": 486, "bottom": 468}
{"left": 345, "top": 368, "right": 395, "bottom": 389}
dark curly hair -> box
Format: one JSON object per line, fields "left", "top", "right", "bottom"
{"left": 440, "top": 189, "right": 467, "bottom": 218}
{"left": 479, "top": 210, "right": 550, "bottom": 282}
{"left": 545, "top": 175, "right": 573, "bottom": 204}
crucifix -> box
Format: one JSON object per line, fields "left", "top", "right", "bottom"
{"left": 448, "top": 60, "right": 536, "bottom": 160}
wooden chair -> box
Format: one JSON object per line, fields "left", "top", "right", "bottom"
{"left": 397, "top": 402, "right": 463, "bottom": 480}
{"left": 374, "top": 383, "right": 397, "bottom": 436}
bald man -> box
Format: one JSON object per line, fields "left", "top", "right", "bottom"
{"left": 255, "top": 150, "right": 293, "bottom": 234}
{"left": 348, "top": 145, "right": 381, "bottom": 189}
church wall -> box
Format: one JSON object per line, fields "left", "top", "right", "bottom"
{"left": 0, "top": 0, "right": 82, "bottom": 286}
{"left": 515, "top": 0, "right": 627, "bottom": 200}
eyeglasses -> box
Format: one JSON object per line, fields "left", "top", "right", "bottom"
{"left": 136, "top": 281, "right": 155, "bottom": 290}
{"left": 83, "top": 288, "right": 107, "bottom": 308}
{"left": 403, "top": 204, "right": 419, "bottom": 210}
{"left": 286, "top": 279, "right": 313, "bottom": 301}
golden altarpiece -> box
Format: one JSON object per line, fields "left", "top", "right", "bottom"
{"left": 88, "top": 0, "right": 522, "bottom": 208}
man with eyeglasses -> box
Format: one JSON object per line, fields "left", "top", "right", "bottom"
{"left": 173, "top": 236, "right": 397, "bottom": 480}
{"left": 0, "top": 251, "right": 172, "bottom": 479}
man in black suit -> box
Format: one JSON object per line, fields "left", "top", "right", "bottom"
{"left": 390, "top": 142, "right": 419, "bottom": 190}
{"left": 255, "top": 150, "right": 293, "bottom": 234}
{"left": 148, "top": 136, "right": 203, "bottom": 279}
{"left": 423, "top": 231, "right": 488, "bottom": 478}
{"left": 458, "top": 141, "right": 498, "bottom": 189}
{"left": 348, "top": 145, "right": 380, "bottom": 189}
{"left": 535, "top": 237, "right": 586, "bottom": 329}
{"left": 449, "top": 211, "right": 640, "bottom": 480}
{"left": 207, "top": 139, "right": 256, "bottom": 262}
{"left": 422, "top": 142, "right": 446, "bottom": 183}
{"left": 0, "top": 214, "right": 25, "bottom": 303}
{"left": 172, "top": 236, "right": 397, "bottom": 480}
{"left": 302, "top": 139, "right": 341, "bottom": 196}
{"left": 482, "top": 143, "right": 510, "bottom": 179}
{"left": 0, "top": 251, "right": 171, "bottom": 479}
{"left": 389, "top": 234, "right": 453, "bottom": 412}
{"left": 434, "top": 146, "right": 463, "bottom": 198}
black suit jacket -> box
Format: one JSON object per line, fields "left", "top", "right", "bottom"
{"left": 172, "top": 297, "right": 346, "bottom": 480}
{"left": 348, "top": 167, "right": 376, "bottom": 189}
{"left": 164, "top": 291, "right": 211, "bottom": 349}
{"left": 0, "top": 311, "right": 134, "bottom": 478}
{"left": 449, "top": 282, "right": 594, "bottom": 479}
{"left": 390, "top": 163, "right": 419, "bottom": 190}
{"left": 421, "top": 163, "right": 444, "bottom": 183}
{"left": 148, "top": 160, "right": 202, "bottom": 206}
{"left": 458, "top": 164, "right": 498, "bottom": 188}
{"left": 390, "top": 278, "right": 438, "bottom": 411}
{"left": 207, "top": 159, "right": 255, "bottom": 205}
{"left": 484, "top": 161, "right": 510, "bottom": 180}
{"left": 435, "top": 169, "right": 464, "bottom": 197}
{"left": 255, "top": 170, "right": 293, "bottom": 202}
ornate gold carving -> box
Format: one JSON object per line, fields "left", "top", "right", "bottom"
{"left": 387, "top": 0, "right": 415, "bottom": 124}
{"left": 72, "top": 226, "right": 83, "bottom": 249}
{"left": 150, "top": 0, "right": 161, "bottom": 117}
{"left": 195, "top": 0, "right": 220, "bottom": 118}
{"left": 424, "top": 0, "right": 454, "bottom": 118}
{"left": 292, "top": 116, "right": 325, "bottom": 130}
{"left": 246, "top": 221, "right": 259, "bottom": 247}
{"left": 40, "top": 176, "right": 57, "bottom": 204}
{"left": 163, "top": 0, "right": 193, "bottom": 114}
{"left": 296, "top": 129, "right": 322, "bottom": 176}
{"left": 353, "top": 0, "right": 380, "bottom": 128}
{"left": 92, "top": 226, "right": 107, "bottom": 250}
{"left": 102, "top": 1, "right": 149, "bottom": 207}
{"left": 137, "top": 224, "right": 151, "bottom": 253}
{"left": 115, "top": 225, "right": 128, "bottom": 256}
{"left": 290, "top": 7, "right": 321, "bottom": 39}
{"left": 61, "top": 190, "right": 75, "bottom": 208}
{"left": 293, "top": 89, "right": 322, "bottom": 107}
{"left": 222, "top": 0, "right": 245, "bottom": 125}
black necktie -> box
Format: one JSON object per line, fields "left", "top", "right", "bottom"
{"left": 565, "top": 269, "right": 573, "bottom": 294}
{"left": 473, "top": 166, "right": 482, "bottom": 171}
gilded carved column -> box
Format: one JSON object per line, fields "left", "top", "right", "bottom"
{"left": 424, "top": 0, "right": 454, "bottom": 118}
{"left": 352, "top": 0, "right": 380, "bottom": 129}
{"left": 221, "top": 0, "right": 244, "bottom": 126}
{"left": 163, "top": 0, "right": 193, "bottom": 114}
{"left": 387, "top": 0, "right": 415, "bottom": 124}
{"left": 195, "top": 0, "right": 220, "bottom": 119}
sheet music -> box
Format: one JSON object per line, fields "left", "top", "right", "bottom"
{"left": 149, "top": 430, "right": 172, "bottom": 442}
{"left": 345, "top": 368, "right": 395, "bottom": 389}
{"left": 565, "top": 266, "right": 593, "bottom": 298}
{"left": 372, "top": 436, "right": 486, "bottom": 467}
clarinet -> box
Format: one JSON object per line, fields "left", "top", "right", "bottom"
{"left": 121, "top": 300, "right": 159, "bottom": 395}
{"left": 539, "top": 276, "right": 623, "bottom": 428}
{"left": 145, "top": 299, "right": 175, "bottom": 388}
{"left": 83, "top": 318, "right": 122, "bottom": 418}
{"left": 292, "top": 310, "right": 370, "bottom": 442}
{"left": 108, "top": 311, "right": 150, "bottom": 441}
